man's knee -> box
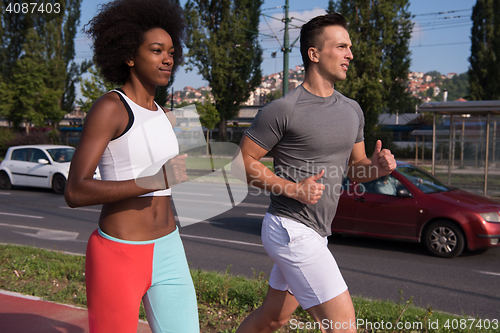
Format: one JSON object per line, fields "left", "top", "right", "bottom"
{"left": 259, "top": 315, "right": 290, "bottom": 332}
{"left": 237, "top": 306, "right": 291, "bottom": 333}
{"left": 306, "top": 290, "right": 356, "bottom": 332}
{"left": 257, "top": 306, "right": 292, "bottom": 331}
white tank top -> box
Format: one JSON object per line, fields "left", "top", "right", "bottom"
{"left": 98, "top": 89, "right": 179, "bottom": 196}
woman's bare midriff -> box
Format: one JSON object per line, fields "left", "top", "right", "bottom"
{"left": 98, "top": 196, "right": 176, "bottom": 241}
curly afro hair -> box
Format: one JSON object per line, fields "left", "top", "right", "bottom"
{"left": 84, "top": 0, "right": 186, "bottom": 85}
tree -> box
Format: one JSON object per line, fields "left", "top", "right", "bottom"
{"left": 0, "top": 28, "right": 61, "bottom": 131}
{"left": 184, "top": 0, "right": 263, "bottom": 141}
{"left": 434, "top": 73, "right": 470, "bottom": 102}
{"left": 425, "top": 71, "right": 444, "bottom": 84}
{"left": 0, "top": 0, "right": 87, "bottom": 131}
{"left": 0, "top": 0, "right": 29, "bottom": 80}
{"left": 154, "top": 85, "right": 172, "bottom": 108}
{"left": 266, "top": 90, "right": 283, "bottom": 102}
{"left": 78, "top": 63, "right": 174, "bottom": 114}
{"left": 195, "top": 102, "right": 220, "bottom": 156}
{"left": 327, "top": 0, "right": 413, "bottom": 150}
{"left": 176, "top": 101, "right": 191, "bottom": 108}
{"left": 469, "top": 0, "right": 500, "bottom": 100}
{"left": 78, "top": 65, "right": 116, "bottom": 114}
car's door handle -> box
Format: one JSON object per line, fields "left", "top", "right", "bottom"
{"left": 355, "top": 197, "right": 366, "bottom": 202}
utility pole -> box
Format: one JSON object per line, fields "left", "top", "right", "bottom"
{"left": 282, "top": 0, "right": 290, "bottom": 95}
{"left": 170, "top": 86, "right": 174, "bottom": 111}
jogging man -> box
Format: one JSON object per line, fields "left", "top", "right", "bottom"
{"left": 235, "top": 13, "right": 396, "bottom": 333}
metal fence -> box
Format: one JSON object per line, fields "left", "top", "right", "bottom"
{"left": 416, "top": 101, "right": 500, "bottom": 197}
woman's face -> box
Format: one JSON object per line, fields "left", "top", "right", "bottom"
{"left": 127, "top": 28, "right": 175, "bottom": 87}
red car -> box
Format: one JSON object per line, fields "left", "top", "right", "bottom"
{"left": 332, "top": 162, "right": 500, "bottom": 258}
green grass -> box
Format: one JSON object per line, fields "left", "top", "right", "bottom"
{"left": 1, "top": 244, "right": 498, "bottom": 332}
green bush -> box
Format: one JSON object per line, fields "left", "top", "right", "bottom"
{"left": 5, "top": 131, "right": 50, "bottom": 147}
{"left": 0, "top": 127, "right": 15, "bottom": 157}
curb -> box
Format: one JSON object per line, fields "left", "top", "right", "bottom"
{"left": 0, "top": 290, "right": 152, "bottom": 333}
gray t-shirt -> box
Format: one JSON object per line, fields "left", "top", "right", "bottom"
{"left": 246, "top": 85, "right": 364, "bottom": 236}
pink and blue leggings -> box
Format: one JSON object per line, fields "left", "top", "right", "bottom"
{"left": 85, "top": 227, "right": 199, "bottom": 332}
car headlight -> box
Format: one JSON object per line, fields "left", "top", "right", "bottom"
{"left": 479, "top": 212, "right": 500, "bottom": 222}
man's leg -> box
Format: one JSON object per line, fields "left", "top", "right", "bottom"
{"left": 236, "top": 213, "right": 300, "bottom": 332}
{"left": 306, "top": 290, "right": 356, "bottom": 333}
{"left": 258, "top": 214, "right": 355, "bottom": 333}
{"left": 236, "top": 286, "right": 299, "bottom": 333}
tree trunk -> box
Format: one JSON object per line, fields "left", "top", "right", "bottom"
{"left": 206, "top": 130, "right": 210, "bottom": 156}
{"left": 218, "top": 115, "right": 227, "bottom": 141}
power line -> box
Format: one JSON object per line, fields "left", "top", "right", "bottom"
{"left": 416, "top": 19, "right": 470, "bottom": 27}
{"left": 261, "top": 5, "right": 284, "bottom": 11}
{"left": 257, "top": 5, "right": 475, "bottom": 74}
{"left": 417, "top": 15, "right": 470, "bottom": 23}
{"left": 413, "top": 23, "right": 472, "bottom": 33}
{"left": 290, "top": 16, "right": 307, "bottom": 23}
{"left": 410, "top": 41, "right": 470, "bottom": 48}
{"left": 411, "top": 8, "right": 471, "bottom": 17}
{"left": 262, "top": 6, "right": 472, "bottom": 17}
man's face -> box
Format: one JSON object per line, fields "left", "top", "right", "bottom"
{"left": 312, "top": 25, "right": 353, "bottom": 83}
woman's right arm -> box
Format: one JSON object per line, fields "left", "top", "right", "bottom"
{"left": 64, "top": 94, "right": 161, "bottom": 207}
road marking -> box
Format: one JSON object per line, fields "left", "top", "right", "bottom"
{"left": 174, "top": 216, "right": 224, "bottom": 226}
{"left": 180, "top": 234, "right": 263, "bottom": 247}
{"left": 60, "top": 206, "right": 101, "bottom": 212}
{"left": 477, "top": 270, "right": 500, "bottom": 277}
{"left": 238, "top": 202, "right": 269, "bottom": 208}
{"left": 197, "top": 220, "right": 225, "bottom": 225}
{"left": 0, "top": 212, "right": 44, "bottom": 219}
{"left": 0, "top": 192, "right": 11, "bottom": 195}
{"left": 172, "top": 198, "right": 268, "bottom": 208}
{"left": 14, "top": 229, "right": 80, "bottom": 241}
{"left": 175, "top": 184, "right": 249, "bottom": 193}
{"left": 0, "top": 222, "right": 84, "bottom": 242}
{"left": 246, "top": 213, "right": 265, "bottom": 217}
{"left": 173, "top": 198, "right": 232, "bottom": 206}
{"left": 174, "top": 192, "right": 213, "bottom": 196}
{"left": 0, "top": 222, "right": 48, "bottom": 230}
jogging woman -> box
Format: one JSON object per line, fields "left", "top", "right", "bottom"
{"left": 65, "top": 1, "right": 199, "bottom": 332}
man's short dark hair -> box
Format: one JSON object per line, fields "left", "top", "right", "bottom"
{"left": 300, "top": 13, "right": 347, "bottom": 71}
{"left": 84, "top": 0, "right": 186, "bottom": 85}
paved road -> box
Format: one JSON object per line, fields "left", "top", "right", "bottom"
{"left": 0, "top": 185, "right": 499, "bottom": 321}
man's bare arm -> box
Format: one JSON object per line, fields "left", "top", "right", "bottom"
{"left": 347, "top": 140, "right": 396, "bottom": 183}
{"left": 235, "top": 135, "right": 325, "bottom": 205}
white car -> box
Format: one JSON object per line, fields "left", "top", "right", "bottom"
{"left": 0, "top": 144, "right": 98, "bottom": 194}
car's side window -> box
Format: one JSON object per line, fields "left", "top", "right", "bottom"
{"left": 30, "top": 149, "right": 49, "bottom": 163}
{"left": 364, "top": 175, "right": 403, "bottom": 196}
{"left": 11, "top": 148, "right": 30, "bottom": 162}
{"left": 341, "top": 176, "right": 366, "bottom": 194}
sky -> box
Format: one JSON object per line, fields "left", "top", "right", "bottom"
{"left": 74, "top": 0, "right": 477, "bottom": 91}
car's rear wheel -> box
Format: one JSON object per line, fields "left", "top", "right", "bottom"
{"left": 52, "top": 174, "right": 66, "bottom": 194}
{"left": 423, "top": 220, "right": 465, "bottom": 258}
{"left": 0, "top": 171, "right": 12, "bottom": 190}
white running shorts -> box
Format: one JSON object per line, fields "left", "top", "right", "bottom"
{"left": 262, "top": 212, "right": 348, "bottom": 309}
